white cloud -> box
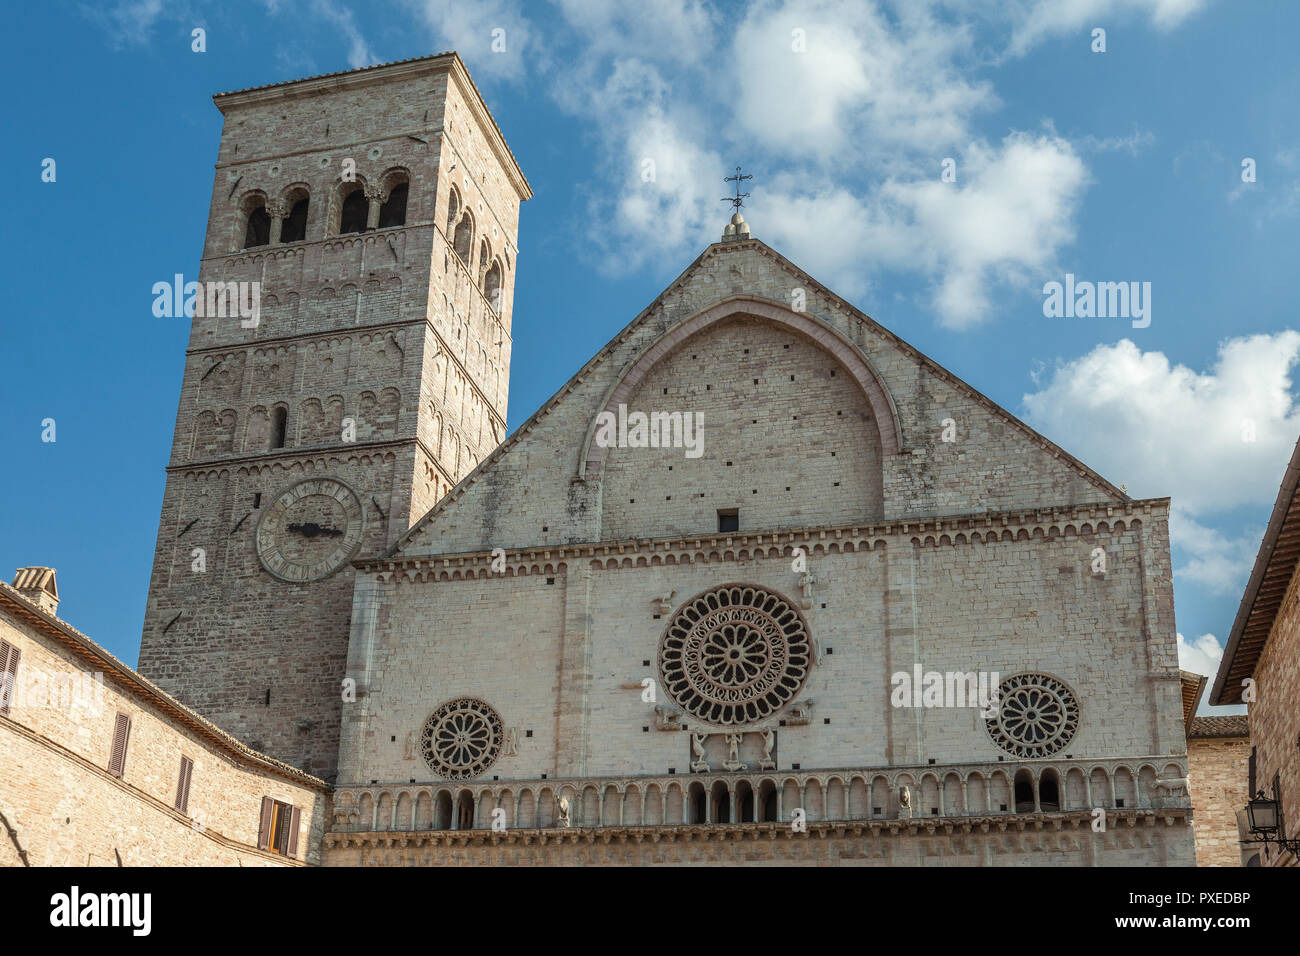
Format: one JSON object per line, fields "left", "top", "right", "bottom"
{"left": 1005, "top": 0, "right": 1211, "bottom": 56}
{"left": 309, "top": 0, "right": 377, "bottom": 69}
{"left": 554, "top": 0, "right": 718, "bottom": 65}
{"left": 1022, "top": 333, "right": 1300, "bottom": 513}
{"left": 1170, "top": 508, "right": 1261, "bottom": 596}
{"left": 88, "top": 0, "right": 172, "bottom": 46}
{"left": 409, "top": 0, "right": 533, "bottom": 80}
{"left": 1177, "top": 632, "right": 1247, "bottom": 715}
{"left": 730, "top": 0, "right": 995, "bottom": 160}
{"left": 542, "top": 0, "right": 1089, "bottom": 326}
{"left": 756, "top": 132, "right": 1089, "bottom": 325}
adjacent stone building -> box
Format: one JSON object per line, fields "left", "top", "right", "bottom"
{"left": 1212, "top": 434, "right": 1300, "bottom": 867}
{"left": 1186, "top": 715, "right": 1252, "bottom": 867}
{"left": 1, "top": 571, "right": 327, "bottom": 866}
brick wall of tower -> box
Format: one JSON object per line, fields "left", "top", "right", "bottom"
{"left": 138, "top": 56, "right": 527, "bottom": 782}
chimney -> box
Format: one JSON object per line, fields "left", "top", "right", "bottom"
{"left": 12, "top": 567, "right": 59, "bottom": 616}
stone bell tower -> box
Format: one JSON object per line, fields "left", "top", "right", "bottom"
{"left": 137, "top": 53, "right": 530, "bottom": 780}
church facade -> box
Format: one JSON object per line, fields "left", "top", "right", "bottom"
{"left": 4, "top": 53, "right": 1201, "bottom": 866}
{"left": 323, "top": 206, "right": 1194, "bottom": 864}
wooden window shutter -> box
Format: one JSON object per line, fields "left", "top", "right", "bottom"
{"left": 257, "top": 796, "right": 274, "bottom": 850}
{"left": 0, "top": 640, "right": 18, "bottom": 716}
{"left": 108, "top": 712, "right": 131, "bottom": 777}
{"left": 1249, "top": 747, "right": 1257, "bottom": 795}
{"left": 287, "top": 806, "right": 301, "bottom": 859}
{"left": 175, "top": 756, "right": 194, "bottom": 813}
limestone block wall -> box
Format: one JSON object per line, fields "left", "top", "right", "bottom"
{"left": 0, "top": 590, "right": 327, "bottom": 866}
{"left": 339, "top": 500, "right": 1183, "bottom": 790}
{"left": 1187, "top": 732, "right": 1250, "bottom": 866}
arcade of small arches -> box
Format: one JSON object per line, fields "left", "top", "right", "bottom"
{"left": 331, "top": 758, "right": 1187, "bottom": 834}
{"left": 237, "top": 167, "right": 412, "bottom": 251}
{"left": 443, "top": 184, "right": 505, "bottom": 315}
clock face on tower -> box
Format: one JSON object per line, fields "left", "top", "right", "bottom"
{"left": 256, "top": 477, "right": 366, "bottom": 583}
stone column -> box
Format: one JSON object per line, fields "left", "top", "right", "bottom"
{"left": 267, "top": 198, "right": 288, "bottom": 244}
{"left": 364, "top": 183, "right": 387, "bottom": 230}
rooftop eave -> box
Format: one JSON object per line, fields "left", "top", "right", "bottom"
{"left": 1211, "top": 432, "right": 1300, "bottom": 705}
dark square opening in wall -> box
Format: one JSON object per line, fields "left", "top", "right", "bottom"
{"left": 823, "top": 718, "right": 830, "bottom": 725}
{"left": 546, "top": 577, "right": 555, "bottom": 585}
{"left": 717, "top": 509, "right": 739, "bottom": 533}
{"left": 253, "top": 493, "right": 262, "bottom": 509}
{"left": 642, "top": 659, "right": 650, "bottom": 666}
{"left": 1000, "top": 803, "right": 1008, "bottom": 811}
{"left": 525, "top": 730, "right": 533, "bottom": 738}
{"left": 792, "top": 762, "right": 800, "bottom": 770}
{"left": 642, "top": 726, "right": 649, "bottom": 732}
{"left": 1116, "top": 799, "right": 1125, "bottom": 808}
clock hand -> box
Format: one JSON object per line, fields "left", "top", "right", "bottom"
{"left": 286, "top": 522, "right": 344, "bottom": 538}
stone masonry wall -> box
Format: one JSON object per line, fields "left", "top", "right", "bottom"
{"left": 1248, "top": 558, "right": 1300, "bottom": 866}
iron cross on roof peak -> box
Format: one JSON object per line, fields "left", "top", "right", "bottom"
{"left": 722, "top": 166, "right": 753, "bottom": 209}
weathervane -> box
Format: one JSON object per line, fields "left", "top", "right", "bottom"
{"left": 722, "top": 166, "right": 753, "bottom": 210}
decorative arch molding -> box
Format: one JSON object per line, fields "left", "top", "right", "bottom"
{"left": 576, "top": 296, "right": 903, "bottom": 483}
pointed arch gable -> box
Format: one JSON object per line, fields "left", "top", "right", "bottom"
{"left": 577, "top": 296, "right": 902, "bottom": 482}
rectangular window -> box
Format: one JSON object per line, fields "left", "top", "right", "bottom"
{"left": 108, "top": 712, "right": 131, "bottom": 778}
{"left": 717, "top": 509, "right": 739, "bottom": 533}
{"left": 0, "top": 639, "right": 19, "bottom": 716}
{"left": 175, "top": 755, "right": 194, "bottom": 813}
{"left": 258, "top": 796, "right": 301, "bottom": 859}
{"left": 1249, "top": 746, "right": 1257, "bottom": 795}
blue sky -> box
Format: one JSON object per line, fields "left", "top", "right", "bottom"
{"left": 3, "top": 1, "right": 1297, "bottom": 712}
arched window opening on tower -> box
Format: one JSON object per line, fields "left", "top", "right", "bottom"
{"left": 379, "top": 183, "right": 408, "bottom": 228}
{"left": 244, "top": 203, "right": 271, "bottom": 248}
{"left": 483, "top": 260, "right": 503, "bottom": 313}
{"left": 339, "top": 187, "right": 369, "bottom": 235}
{"left": 271, "top": 406, "right": 288, "bottom": 449}
{"left": 453, "top": 212, "right": 473, "bottom": 266}
{"left": 446, "top": 187, "right": 461, "bottom": 233}
{"left": 280, "top": 189, "right": 309, "bottom": 243}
